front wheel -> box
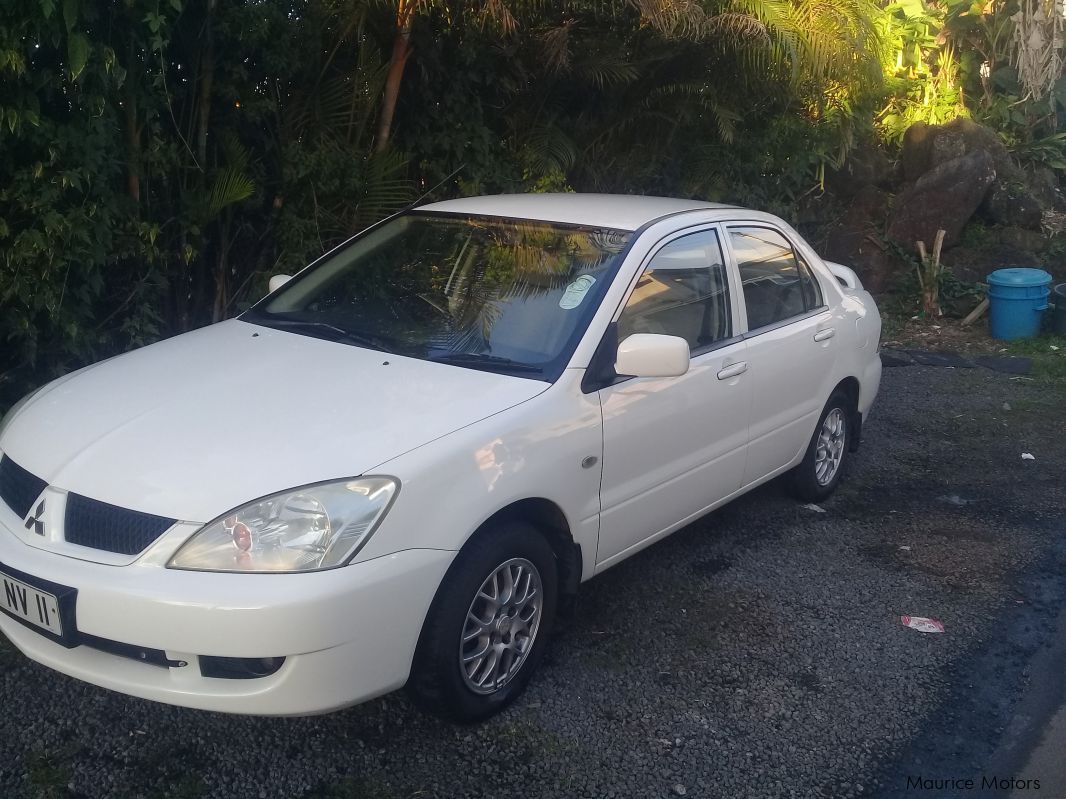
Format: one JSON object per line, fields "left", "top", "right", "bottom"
{"left": 788, "top": 391, "right": 852, "bottom": 502}
{"left": 407, "top": 520, "right": 558, "bottom": 722}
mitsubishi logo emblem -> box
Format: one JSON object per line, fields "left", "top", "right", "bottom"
{"left": 24, "top": 500, "right": 45, "bottom": 536}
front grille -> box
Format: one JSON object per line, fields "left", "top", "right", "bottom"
{"left": 64, "top": 493, "right": 176, "bottom": 555}
{"left": 0, "top": 455, "right": 47, "bottom": 519}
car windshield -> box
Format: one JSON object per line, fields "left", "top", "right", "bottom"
{"left": 244, "top": 212, "right": 631, "bottom": 378}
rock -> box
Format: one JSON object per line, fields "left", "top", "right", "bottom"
{"left": 982, "top": 182, "right": 1045, "bottom": 229}
{"left": 823, "top": 186, "right": 903, "bottom": 293}
{"left": 826, "top": 143, "right": 896, "bottom": 198}
{"left": 899, "top": 118, "right": 1048, "bottom": 232}
{"left": 1024, "top": 165, "right": 1063, "bottom": 211}
{"left": 928, "top": 118, "right": 1016, "bottom": 181}
{"left": 888, "top": 150, "right": 997, "bottom": 249}
{"left": 996, "top": 226, "right": 1049, "bottom": 255}
{"left": 901, "top": 121, "right": 935, "bottom": 183}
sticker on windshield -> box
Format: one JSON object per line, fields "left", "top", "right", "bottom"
{"left": 559, "top": 275, "right": 597, "bottom": 309}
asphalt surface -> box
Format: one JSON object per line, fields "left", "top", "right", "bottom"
{"left": 0, "top": 362, "right": 1064, "bottom": 799}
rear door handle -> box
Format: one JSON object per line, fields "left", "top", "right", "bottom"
{"left": 717, "top": 361, "right": 748, "bottom": 380}
{"left": 813, "top": 328, "right": 836, "bottom": 342}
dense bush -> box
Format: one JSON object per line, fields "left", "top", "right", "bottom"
{"left": 0, "top": 0, "right": 1063, "bottom": 407}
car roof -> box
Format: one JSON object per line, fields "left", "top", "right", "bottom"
{"left": 416, "top": 193, "right": 737, "bottom": 232}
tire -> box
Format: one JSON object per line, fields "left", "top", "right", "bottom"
{"left": 788, "top": 389, "right": 852, "bottom": 503}
{"left": 407, "top": 520, "right": 558, "bottom": 722}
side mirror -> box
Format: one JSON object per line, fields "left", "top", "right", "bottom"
{"left": 268, "top": 274, "right": 293, "bottom": 294}
{"left": 615, "top": 333, "right": 690, "bottom": 379}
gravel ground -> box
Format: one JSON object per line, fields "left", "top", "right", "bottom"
{"left": 0, "top": 362, "right": 1064, "bottom": 799}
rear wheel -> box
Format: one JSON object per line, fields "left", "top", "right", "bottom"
{"left": 407, "top": 520, "right": 557, "bottom": 722}
{"left": 788, "top": 390, "right": 852, "bottom": 502}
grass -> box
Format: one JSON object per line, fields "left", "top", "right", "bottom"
{"left": 25, "top": 751, "right": 71, "bottom": 799}
{"left": 879, "top": 306, "right": 1066, "bottom": 385}
{"left": 495, "top": 718, "right": 569, "bottom": 757}
{"left": 146, "top": 774, "right": 206, "bottom": 799}
{"left": 996, "top": 333, "right": 1066, "bottom": 383}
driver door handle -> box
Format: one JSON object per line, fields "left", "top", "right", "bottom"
{"left": 813, "top": 328, "right": 836, "bottom": 342}
{"left": 717, "top": 361, "right": 749, "bottom": 380}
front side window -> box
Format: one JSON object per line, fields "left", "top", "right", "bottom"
{"left": 617, "top": 229, "right": 731, "bottom": 352}
{"left": 245, "top": 213, "right": 631, "bottom": 378}
{"left": 729, "top": 226, "right": 822, "bottom": 331}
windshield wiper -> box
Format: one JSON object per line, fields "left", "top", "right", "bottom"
{"left": 255, "top": 318, "right": 394, "bottom": 353}
{"left": 429, "top": 352, "right": 543, "bottom": 374}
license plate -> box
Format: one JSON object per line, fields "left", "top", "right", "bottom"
{"left": 1, "top": 571, "right": 63, "bottom": 636}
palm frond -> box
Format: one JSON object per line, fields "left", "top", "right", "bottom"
{"left": 352, "top": 149, "right": 414, "bottom": 228}
{"left": 208, "top": 167, "right": 255, "bottom": 217}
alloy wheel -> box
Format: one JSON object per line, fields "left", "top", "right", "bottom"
{"left": 459, "top": 557, "right": 543, "bottom": 695}
{"left": 814, "top": 407, "right": 847, "bottom": 486}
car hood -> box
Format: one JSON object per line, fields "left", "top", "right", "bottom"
{"left": 0, "top": 320, "right": 547, "bottom": 522}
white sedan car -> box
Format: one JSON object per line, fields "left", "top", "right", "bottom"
{"left": 0, "top": 194, "right": 881, "bottom": 721}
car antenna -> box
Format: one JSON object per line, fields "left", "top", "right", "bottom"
{"left": 403, "top": 164, "right": 465, "bottom": 212}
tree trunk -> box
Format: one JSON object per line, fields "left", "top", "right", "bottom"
{"left": 125, "top": 30, "right": 140, "bottom": 204}
{"left": 375, "top": 14, "right": 413, "bottom": 153}
{"left": 212, "top": 229, "right": 229, "bottom": 323}
{"left": 125, "top": 91, "right": 141, "bottom": 203}
{"left": 196, "top": 0, "right": 216, "bottom": 168}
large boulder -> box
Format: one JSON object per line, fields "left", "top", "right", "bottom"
{"left": 887, "top": 150, "right": 997, "bottom": 249}
{"left": 927, "top": 118, "right": 1016, "bottom": 179}
{"left": 901, "top": 121, "right": 935, "bottom": 183}
{"left": 824, "top": 185, "right": 901, "bottom": 293}
{"left": 983, "top": 181, "right": 1045, "bottom": 229}
{"left": 899, "top": 118, "right": 1046, "bottom": 231}
{"left": 1024, "top": 164, "right": 1064, "bottom": 211}
{"left": 826, "top": 142, "right": 896, "bottom": 198}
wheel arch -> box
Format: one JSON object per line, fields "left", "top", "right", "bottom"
{"left": 830, "top": 376, "right": 862, "bottom": 452}
{"left": 470, "top": 498, "right": 583, "bottom": 599}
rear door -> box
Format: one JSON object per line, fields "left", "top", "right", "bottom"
{"left": 724, "top": 225, "right": 836, "bottom": 487}
{"left": 596, "top": 226, "right": 751, "bottom": 568}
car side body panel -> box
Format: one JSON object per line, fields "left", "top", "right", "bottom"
{"left": 0, "top": 198, "right": 882, "bottom": 715}
{"left": 358, "top": 369, "right": 604, "bottom": 579}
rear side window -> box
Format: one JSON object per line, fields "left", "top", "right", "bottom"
{"left": 617, "top": 229, "right": 731, "bottom": 353}
{"left": 729, "top": 227, "right": 822, "bottom": 331}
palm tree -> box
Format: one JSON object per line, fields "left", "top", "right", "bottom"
{"left": 375, "top": 0, "right": 523, "bottom": 152}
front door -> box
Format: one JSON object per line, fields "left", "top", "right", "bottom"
{"left": 596, "top": 227, "right": 751, "bottom": 569}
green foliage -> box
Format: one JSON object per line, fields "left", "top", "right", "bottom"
{"left": 0, "top": 0, "right": 1063, "bottom": 407}
{"left": 1010, "top": 132, "right": 1066, "bottom": 170}
{"left": 25, "top": 750, "right": 71, "bottom": 799}
{"left": 876, "top": 0, "right": 969, "bottom": 142}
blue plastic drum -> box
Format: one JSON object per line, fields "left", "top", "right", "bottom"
{"left": 986, "top": 268, "right": 1052, "bottom": 340}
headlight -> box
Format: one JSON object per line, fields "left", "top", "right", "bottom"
{"left": 168, "top": 477, "right": 398, "bottom": 573}
{"left": 0, "top": 385, "right": 46, "bottom": 442}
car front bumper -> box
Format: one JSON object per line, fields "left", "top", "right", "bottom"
{"left": 0, "top": 516, "right": 454, "bottom": 716}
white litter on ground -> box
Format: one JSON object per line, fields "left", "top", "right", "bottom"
{"left": 938, "top": 494, "right": 974, "bottom": 506}
{"left": 901, "top": 616, "right": 945, "bottom": 633}
{"left": 1022, "top": 452, "right": 1036, "bottom": 460}
{"left": 802, "top": 503, "right": 826, "bottom": 513}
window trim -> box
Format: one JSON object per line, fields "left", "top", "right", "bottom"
{"left": 580, "top": 222, "right": 744, "bottom": 393}
{"left": 794, "top": 251, "right": 824, "bottom": 310}
{"left": 739, "top": 305, "right": 829, "bottom": 340}
{"left": 611, "top": 223, "right": 740, "bottom": 356}
{"left": 724, "top": 222, "right": 827, "bottom": 335}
